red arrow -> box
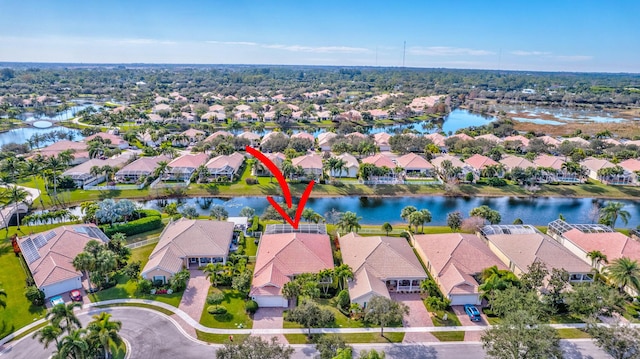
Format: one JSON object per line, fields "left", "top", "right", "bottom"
{"left": 246, "top": 145, "right": 316, "bottom": 229}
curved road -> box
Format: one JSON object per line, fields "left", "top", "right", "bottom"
{"left": 0, "top": 307, "right": 610, "bottom": 359}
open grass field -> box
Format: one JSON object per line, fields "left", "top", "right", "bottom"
{"left": 199, "top": 288, "right": 253, "bottom": 329}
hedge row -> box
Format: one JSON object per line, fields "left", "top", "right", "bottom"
{"left": 102, "top": 215, "right": 163, "bottom": 237}
{"left": 136, "top": 209, "right": 162, "bottom": 218}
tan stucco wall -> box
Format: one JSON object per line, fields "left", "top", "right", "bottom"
{"left": 142, "top": 267, "right": 173, "bottom": 281}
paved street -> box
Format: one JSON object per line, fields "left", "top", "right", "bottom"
{"left": 0, "top": 306, "right": 612, "bottom": 359}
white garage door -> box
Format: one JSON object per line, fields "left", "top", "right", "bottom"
{"left": 253, "top": 295, "right": 288, "bottom": 308}
{"left": 42, "top": 277, "right": 81, "bottom": 298}
{"left": 449, "top": 294, "right": 480, "bottom": 306}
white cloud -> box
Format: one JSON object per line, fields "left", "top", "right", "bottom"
{"left": 262, "top": 44, "right": 369, "bottom": 54}
{"left": 552, "top": 55, "right": 593, "bottom": 61}
{"left": 510, "top": 50, "right": 552, "bottom": 56}
{"left": 409, "top": 46, "right": 495, "bottom": 56}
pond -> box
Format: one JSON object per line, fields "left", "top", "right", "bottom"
{"left": 18, "top": 104, "right": 103, "bottom": 122}
{"left": 0, "top": 126, "right": 84, "bottom": 148}
{"left": 63, "top": 196, "right": 640, "bottom": 227}
{"left": 503, "top": 105, "right": 637, "bottom": 125}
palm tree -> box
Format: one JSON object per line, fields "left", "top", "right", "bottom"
{"left": 478, "top": 265, "right": 520, "bottom": 300}
{"left": 408, "top": 211, "right": 424, "bottom": 233}
{"left": 203, "top": 262, "right": 225, "bottom": 287}
{"left": 87, "top": 312, "right": 122, "bottom": 359}
{"left": 46, "top": 156, "right": 65, "bottom": 200}
{"left": 7, "top": 185, "right": 28, "bottom": 231}
{"left": 605, "top": 257, "right": 640, "bottom": 294}
{"left": 153, "top": 160, "right": 170, "bottom": 180}
{"left": 337, "top": 211, "right": 362, "bottom": 233}
{"left": 24, "top": 159, "right": 45, "bottom": 209}
{"left": 586, "top": 250, "right": 609, "bottom": 270}
{"left": 96, "top": 250, "right": 118, "bottom": 285}
{"left": 400, "top": 205, "right": 417, "bottom": 227}
{"left": 33, "top": 324, "right": 62, "bottom": 349}
{"left": 419, "top": 209, "right": 432, "bottom": 232}
{"left": 1, "top": 157, "right": 25, "bottom": 182}
{"left": 0, "top": 286, "right": 6, "bottom": 309}
{"left": 381, "top": 222, "right": 393, "bottom": 235}
{"left": 73, "top": 252, "right": 96, "bottom": 293}
{"left": 333, "top": 264, "right": 354, "bottom": 291}
{"left": 599, "top": 201, "right": 631, "bottom": 229}
{"left": 55, "top": 328, "right": 89, "bottom": 359}
{"left": 47, "top": 302, "right": 82, "bottom": 334}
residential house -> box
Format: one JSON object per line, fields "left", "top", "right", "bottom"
{"left": 180, "top": 128, "right": 205, "bottom": 145}
{"left": 291, "top": 132, "right": 315, "bottom": 143}
{"left": 141, "top": 219, "right": 235, "bottom": 284}
{"left": 330, "top": 153, "right": 359, "bottom": 178}
{"left": 449, "top": 133, "right": 475, "bottom": 142}
{"left": 464, "top": 154, "right": 501, "bottom": 178}
{"left": 361, "top": 153, "right": 397, "bottom": 179}
{"left": 500, "top": 155, "right": 535, "bottom": 172}
{"left": 413, "top": 233, "right": 507, "bottom": 305}
{"left": 396, "top": 153, "right": 434, "bottom": 177}
{"left": 430, "top": 154, "right": 472, "bottom": 180}
{"left": 474, "top": 134, "right": 502, "bottom": 143}
{"left": 539, "top": 135, "right": 561, "bottom": 147}
{"left": 369, "top": 109, "right": 389, "bottom": 120}
{"left": 205, "top": 152, "right": 245, "bottom": 181}
{"left": 564, "top": 137, "right": 590, "bottom": 147}
{"left": 548, "top": 219, "right": 640, "bottom": 274}
{"left": 250, "top": 229, "right": 334, "bottom": 307}
{"left": 262, "top": 131, "right": 288, "bottom": 145}
{"left": 204, "top": 131, "right": 234, "bottom": 143}
{"left": 62, "top": 155, "right": 131, "bottom": 188}
{"left": 424, "top": 133, "right": 447, "bottom": 150}
{"left": 339, "top": 233, "right": 427, "bottom": 307}
{"left": 115, "top": 155, "right": 170, "bottom": 183}
{"left": 152, "top": 103, "right": 171, "bottom": 113}
{"left": 202, "top": 111, "right": 226, "bottom": 122}
{"left": 619, "top": 159, "right": 640, "bottom": 185}
{"left": 373, "top": 132, "right": 391, "bottom": 152}
{"left": 237, "top": 131, "right": 261, "bottom": 147}
{"left": 533, "top": 154, "right": 581, "bottom": 183}
{"left": 479, "top": 225, "right": 593, "bottom": 283}
{"left": 580, "top": 157, "right": 631, "bottom": 184}
{"left": 35, "top": 140, "right": 89, "bottom": 165}
{"left": 291, "top": 153, "right": 324, "bottom": 180}
{"left": 318, "top": 132, "right": 338, "bottom": 152}
{"left": 166, "top": 153, "right": 209, "bottom": 181}
{"left": 84, "top": 132, "right": 129, "bottom": 149}
{"left": 503, "top": 135, "right": 530, "bottom": 150}
{"left": 17, "top": 224, "right": 109, "bottom": 298}
{"left": 252, "top": 152, "right": 286, "bottom": 176}
{"left": 316, "top": 111, "right": 331, "bottom": 121}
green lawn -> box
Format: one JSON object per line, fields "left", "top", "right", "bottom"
{"left": 549, "top": 314, "right": 584, "bottom": 324}
{"left": 196, "top": 331, "right": 250, "bottom": 343}
{"left": 284, "top": 298, "right": 369, "bottom": 329}
{"left": 431, "top": 331, "right": 465, "bottom": 341}
{"left": 284, "top": 332, "right": 404, "bottom": 344}
{"left": 245, "top": 236, "right": 258, "bottom": 257}
{"left": 430, "top": 308, "right": 462, "bottom": 327}
{"left": 88, "top": 243, "right": 182, "bottom": 307}
{"left": 556, "top": 328, "right": 591, "bottom": 339}
{"left": 199, "top": 288, "right": 253, "bottom": 329}
{"left": 124, "top": 227, "right": 164, "bottom": 244}
{"left": 96, "top": 303, "right": 175, "bottom": 316}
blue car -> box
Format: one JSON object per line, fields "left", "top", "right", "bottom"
{"left": 464, "top": 304, "right": 481, "bottom": 322}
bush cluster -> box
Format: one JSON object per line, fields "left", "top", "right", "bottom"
{"left": 102, "top": 212, "right": 162, "bottom": 237}
{"left": 207, "top": 305, "right": 228, "bottom": 315}
{"left": 207, "top": 292, "right": 225, "bottom": 305}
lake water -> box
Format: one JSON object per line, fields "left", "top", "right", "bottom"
{"left": 504, "top": 105, "right": 636, "bottom": 125}
{"left": 18, "top": 104, "right": 102, "bottom": 122}
{"left": 0, "top": 127, "right": 84, "bottom": 148}
{"left": 63, "top": 196, "right": 640, "bottom": 227}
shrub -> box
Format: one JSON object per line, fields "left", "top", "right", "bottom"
{"left": 329, "top": 180, "right": 345, "bottom": 187}
{"left": 207, "top": 292, "right": 225, "bottom": 305}
{"left": 336, "top": 290, "right": 350, "bottom": 310}
{"left": 245, "top": 300, "right": 259, "bottom": 314}
{"left": 101, "top": 215, "right": 163, "bottom": 237}
{"left": 487, "top": 177, "right": 507, "bottom": 187}
{"left": 25, "top": 286, "right": 45, "bottom": 306}
{"left": 207, "top": 305, "right": 228, "bottom": 315}
{"left": 250, "top": 215, "right": 260, "bottom": 232}
{"left": 137, "top": 279, "right": 152, "bottom": 294}
{"left": 245, "top": 177, "right": 258, "bottom": 185}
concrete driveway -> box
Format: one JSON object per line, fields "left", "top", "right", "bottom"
{"left": 390, "top": 293, "right": 439, "bottom": 343}
{"left": 451, "top": 305, "right": 488, "bottom": 341}
{"left": 252, "top": 307, "right": 288, "bottom": 344}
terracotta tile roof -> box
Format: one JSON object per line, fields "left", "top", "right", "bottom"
{"left": 564, "top": 137, "right": 590, "bottom": 146}
{"left": 250, "top": 233, "right": 334, "bottom": 296}
{"left": 396, "top": 153, "right": 433, "bottom": 170}
{"left": 142, "top": 219, "right": 234, "bottom": 276}
{"left": 317, "top": 132, "right": 337, "bottom": 146}
{"left": 562, "top": 229, "right": 640, "bottom": 263}
{"left": 424, "top": 133, "right": 447, "bottom": 147}
{"left": 619, "top": 159, "right": 640, "bottom": 172}
{"left": 474, "top": 134, "right": 502, "bottom": 143}
{"left": 291, "top": 132, "right": 315, "bottom": 141}
{"left": 262, "top": 132, "right": 288, "bottom": 143}
{"left": 205, "top": 152, "right": 245, "bottom": 172}
{"left": 201, "top": 111, "right": 226, "bottom": 121}
{"left": 63, "top": 156, "right": 130, "bottom": 177}
{"left": 413, "top": 233, "right": 506, "bottom": 297}
{"left": 84, "top": 132, "right": 127, "bottom": 146}
{"left": 349, "top": 266, "right": 390, "bottom": 302}
{"left": 235, "top": 104, "right": 251, "bottom": 112}
{"left": 361, "top": 153, "right": 396, "bottom": 168}
{"left": 287, "top": 104, "right": 300, "bottom": 111}
{"left": 603, "top": 138, "right": 621, "bottom": 146}
{"left": 464, "top": 154, "right": 498, "bottom": 170}
{"left": 450, "top": 133, "right": 474, "bottom": 142}
{"left": 539, "top": 135, "right": 561, "bottom": 146}
{"left": 431, "top": 154, "right": 467, "bottom": 169}
{"left": 369, "top": 109, "right": 389, "bottom": 118}
{"left": 500, "top": 155, "right": 536, "bottom": 171}
{"left": 373, "top": 132, "right": 391, "bottom": 146}
{"left": 181, "top": 128, "right": 205, "bottom": 137}
{"left": 17, "top": 225, "right": 109, "bottom": 288}
{"left": 204, "top": 131, "right": 234, "bottom": 142}
{"left": 485, "top": 232, "right": 592, "bottom": 274}
{"left": 580, "top": 157, "right": 615, "bottom": 172}
{"left": 334, "top": 153, "right": 359, "bottom": 168}
{"left": 168, "top": 153, "right": 209, "bottom": 170}
{"left": 534, "top": 154, "right": 565, "bottom": 170}
{"left": 409, "top": 95, "right": 444, "bottom": 110}
{"left": 292, "top": 153, "right": 323, "bottom": 170}
{"left": 346, "top": 132, "right": 367, "bottom": 139}
{"left": 238, "top": 131, "right": 261, "bottom": 141}
{"left": 503, "top": 135, "right": 530, "bottom": 147}
{"left": 36, "top": 140, "right": 87, "bottom": 158}
{"left": 209, "top": 104, "right": 225, "bottom": 112}
{"left": 116, "top": 155, "right": 170, "bottom": 176}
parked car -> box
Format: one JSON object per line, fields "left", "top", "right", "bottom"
{"left": 69, "top": 289, "right": 82, "bottom": 302}
{"left": 464, "top": 304, "right": 481, "bottom": 322}
{"left": 50, "top": 296, "right": 64, "bottom": 307}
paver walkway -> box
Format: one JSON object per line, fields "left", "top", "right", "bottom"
{"left": 178, "top": 270, "right": 209, "bottom": 321}
{"left": 252, "top": 307, "right": 289, "bottom": 344}
{"left": 391, "top": 293, "right": 439, "bottom": 343}
{"left": 451, "top": 305, "right": 488, "bottom": 342}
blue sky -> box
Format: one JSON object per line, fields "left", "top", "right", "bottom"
{"left": 0, "top": 0, "right": 638, "bottom": 72}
